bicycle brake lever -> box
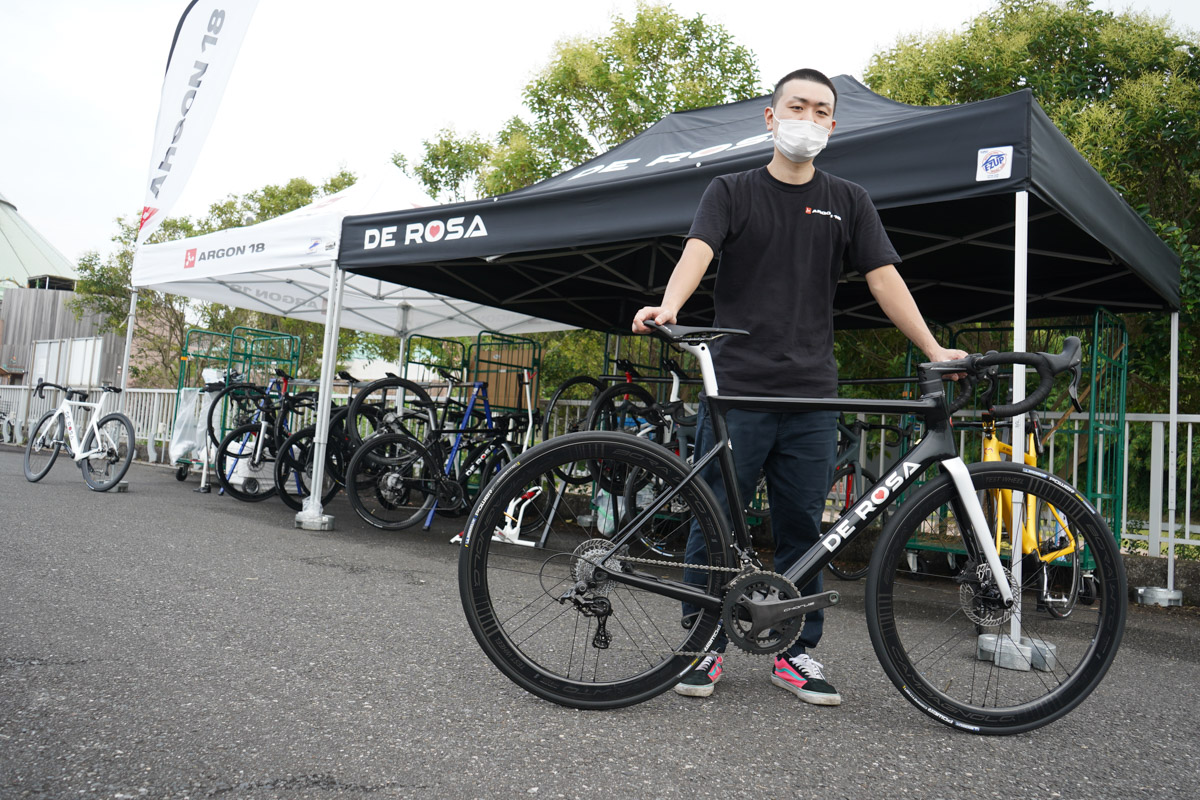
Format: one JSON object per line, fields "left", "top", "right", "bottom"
{"left": 1067, "top": 365, "right": 1084, "bottom": 413}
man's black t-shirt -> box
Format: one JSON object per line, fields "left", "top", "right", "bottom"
{"left": 687, "top": 167, "right": 900, "bottom": 398}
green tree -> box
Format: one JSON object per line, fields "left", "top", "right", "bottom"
{"left": 393, "top": 131, "right": 492, "bottom": 203}
{"left": 399, "top": 2, "right": 761, "bottom": 201}
{"left": 70, "top": 216, "right": 196, "bottom": 386}
{"left": 862, "top": 0, "right": 1200, "bottom": 412}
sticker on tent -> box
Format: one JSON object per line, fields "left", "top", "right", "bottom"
{"left": 977, "top": 147, "right": 1014, "bottom": 181}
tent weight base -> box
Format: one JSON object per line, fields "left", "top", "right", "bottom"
{"left": 295, "top": 513, "right": 335, "bottom": 532}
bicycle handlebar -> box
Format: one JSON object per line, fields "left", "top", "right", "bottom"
{"left": 925, "top": 337, "right": 1083, "bottom": 419}
{"left": 35, "top": 380, "right": 88, "bottom": 401}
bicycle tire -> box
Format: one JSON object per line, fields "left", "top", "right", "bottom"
{"left": 274, "top": 426, "right": 344, "bottom": 512}
{"left": 459, "top": 431, "right": 731, "bottom": 710}
{"left": 540, "top": 375, "right": 604, "bottom": 442}
{"left": 344, "top": 432, "right": 440, "bottom": 530}
{"left": 206, "top": 383, "right": 267, "bottom": 448}
{"left": 480, "top": 444, "right": 553, "bottom": 536}
{"left": 584, "top": 382, "right": 664, "bottom": 443}
{"left": 345, "top": 377, "right": 433, "bottom": 448}
{"left": 80, "top": 412, "right": 135, "bottom": 491}
{"left": 215, "top": 422, "right": 278, "bottom": 502}
{"left": 865, "top": 461, "right": 1126, "bottom": 734}
{"left": 24, "top": 410, "right": 64, "bottom": 482}
{"left": 824, "top": 463, "right": 884, "bottom": 581}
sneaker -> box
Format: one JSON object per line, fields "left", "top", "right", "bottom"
{"left": 674, "top": 654, "right": 723, "bottom": 697}
{"left": 771, "top": 653, "right": 842, "bottom": 706}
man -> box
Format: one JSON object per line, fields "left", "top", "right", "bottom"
{"left": 632, "top": 68, "right": 965, "bottom": 705}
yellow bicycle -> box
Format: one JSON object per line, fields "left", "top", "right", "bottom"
{"left": 971, "top": 405, "right": 1091, "bottom": 619}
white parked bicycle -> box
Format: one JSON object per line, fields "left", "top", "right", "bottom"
{"left": 24, "top": 380, "right": 136, "bottom": 491}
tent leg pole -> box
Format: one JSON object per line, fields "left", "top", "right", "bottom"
{"left": 118, "top": 289, "right": 138, "bottom": 413}
{"left": 1138, "top": 311, "right": 1184, "bottom": 606}
{"left": 295, "top": 263, "right": 346, "bottom": 531}
{"left": 1007, "top": 191, "right": 1028, "bottom": 654}
{"left": 1168, "top": 311, "right": 1179, "bottom": 592}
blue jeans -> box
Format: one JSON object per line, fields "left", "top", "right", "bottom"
{"left": 682, "top": 403, "right": 837, "bottom": 658}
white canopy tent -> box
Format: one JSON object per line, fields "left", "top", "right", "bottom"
{"left": 131, "top": 169, "right": 573, "bottom": 528}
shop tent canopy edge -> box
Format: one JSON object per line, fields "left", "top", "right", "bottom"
{"left": 336, "top": 76, "right": 1179, "bottom": 333}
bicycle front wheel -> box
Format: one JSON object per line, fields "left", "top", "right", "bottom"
{"left": 24, "top": 410, "right": 64, "bottom": 482}
{"left": 459, "top": 431, "right": 730, "bottom": 710}
{"left": 80, "top": 413, "right": 135, "bottom": 491}
{"left": 866, "top": 461, "right": 1126, "bottom": 734}
{"left": 274, "top": 426, "right": 343, "bottom": 512}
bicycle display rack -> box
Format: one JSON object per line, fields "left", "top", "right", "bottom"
{"left": 469, "top": 331, "right": 541, "bottom": 413}
{"left": 172, "top": 327, "right": 302, "bottom": 477}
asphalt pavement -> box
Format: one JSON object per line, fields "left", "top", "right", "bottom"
{"left": 2, "top": 445, "right": 1198, "bottom": 800}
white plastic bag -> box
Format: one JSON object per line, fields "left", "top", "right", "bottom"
{"left": 168, "top": 388, "right": 206, "bottom": 464}
{"left": 595, "top": 490, "right": 626, "bottom": 536}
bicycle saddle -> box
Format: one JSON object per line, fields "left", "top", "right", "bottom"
{"left": 643, "top": 320, "right": 749, "bottom": 344}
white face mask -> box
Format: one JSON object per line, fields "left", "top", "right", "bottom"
{"left": 773, "top": 118, "right": 830, "bottom": 163}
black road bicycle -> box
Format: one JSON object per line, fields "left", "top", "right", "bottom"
{"left": 457, "top": 323, "right": 1126, "bottom": 735}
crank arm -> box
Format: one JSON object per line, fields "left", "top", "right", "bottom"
{"left": 738, "top": 589, "right": 841, "bottom": 631}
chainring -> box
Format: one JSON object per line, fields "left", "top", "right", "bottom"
{"left": 721, "top": 570, "right": 804, "bottom": 657}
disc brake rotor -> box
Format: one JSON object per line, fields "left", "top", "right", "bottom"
{"left": 958, "top": 561, "right": 1019, "bottom": 627}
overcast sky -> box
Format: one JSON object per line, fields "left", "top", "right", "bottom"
{"left": 2, "top": 0, "right": 1198, "bottom": 265}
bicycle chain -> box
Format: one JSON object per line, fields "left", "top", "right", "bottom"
{"left": 580, "top": 551, "right": 789, "bottom": 658}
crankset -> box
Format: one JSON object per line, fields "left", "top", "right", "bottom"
{"left": 721, "top": 570, "right": 840, "bottom": 657}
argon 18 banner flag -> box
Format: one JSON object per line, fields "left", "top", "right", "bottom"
{"left": 137, "top": 1, "right": 259, "bottom": 243}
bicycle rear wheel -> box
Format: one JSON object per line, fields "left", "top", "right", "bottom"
{"left": 206, "top": 383, "right": 267, "bottom": 447}
{"left": 215, "top": 423, "right": 278, "bottom": 502}
{"left": 1035, "top": 500, "right": 1081, "bottom": 619}
{"left": 80, "top": 413, "right": 135, "bottom": 491}
{"left": 344, "top": 433, "right": 440, "bottom": 530}
{"left": 24, "top": 410, "right": 64, "bottom": 482}
{"left": 866, "top": 461, "right": 1126, "bottom": 734}
{"left": 459, "top": 432, "right": 730, "bottom": 710}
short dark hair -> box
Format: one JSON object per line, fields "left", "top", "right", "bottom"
{"left": 771, "top": 69, "right": 837, "bottom": 113}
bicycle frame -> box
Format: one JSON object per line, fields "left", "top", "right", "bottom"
{"left": 592, "top": 340, "right": 1014, "bottom": 612}
{"left": 47, "top": 389, "right": 115, "bottom": 463}
{"left": 979, "top": 418, "right": 1077, "bottom": 565}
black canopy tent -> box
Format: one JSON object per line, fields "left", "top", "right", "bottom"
{"left": 338, "top": 76, "right": 1179, "bottom": 333}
